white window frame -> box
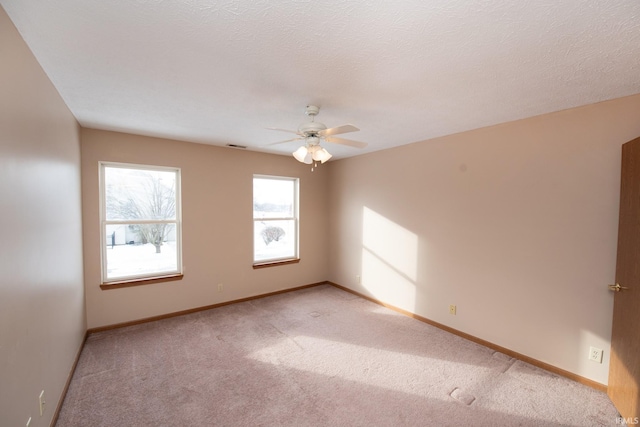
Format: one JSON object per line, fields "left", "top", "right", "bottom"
{"left": 99, "top": 161, "right": 183, "bottom": 284}
{"left": 253, "top": 174, "right": 299, "bottom": 266}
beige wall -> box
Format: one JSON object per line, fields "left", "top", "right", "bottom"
{"left": 81, "top": 129, "right": 329, "bottom": 329}
{"left": 0, "top": 6, "right": 85, "bottom": 427}
{"left": 327, "top": 94, "right": 640, "bottom": 385}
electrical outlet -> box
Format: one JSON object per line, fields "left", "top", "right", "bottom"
{"left": 38, "top": 390, "right": 45, "bottom": 416}
{"left": 589, "top": 346, "right": 603, "bottom": 363}
{"left": 356, "top": 275, "right": 361, "bottom": 284}
{"left": 217, "top": 283, "right": 223, "bottom": 292}
{"left": 449, "top": 305, "right": 457, "bottom": 315}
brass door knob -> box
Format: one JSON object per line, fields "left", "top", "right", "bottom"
{"left": 608, "top": 283, "right": 629, "bottom": 292}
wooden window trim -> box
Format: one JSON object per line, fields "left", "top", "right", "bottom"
{"left": 253, "top": 258, "right": 300, "bottom": 269}
{"left": 100, "top": 273, "right": 184, "bottom": 290}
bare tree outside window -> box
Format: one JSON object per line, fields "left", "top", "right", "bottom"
{"left": 107, "top": 172, "right": 176, "bottom": 253}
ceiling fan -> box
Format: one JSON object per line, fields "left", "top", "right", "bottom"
{"left": 267, "top": 105, "right": 367, "bottom": 168}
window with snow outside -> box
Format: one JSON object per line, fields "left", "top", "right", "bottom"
{"left": 100, "top": 162, "right": 182, "bottom": 284}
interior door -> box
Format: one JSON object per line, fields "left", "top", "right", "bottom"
{"left": 608, "top": 136, "right": 640, "bottom": 421}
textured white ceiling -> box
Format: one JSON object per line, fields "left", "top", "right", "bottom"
{"left": 3, "top": 0, "right": 640, "bottom": 159}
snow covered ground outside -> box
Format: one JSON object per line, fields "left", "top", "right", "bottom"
{"left": 106, "top": 242, "right": 178, "bottom": 279}
{"left": 105, "top": 225, "right": 296, "bottom": 280}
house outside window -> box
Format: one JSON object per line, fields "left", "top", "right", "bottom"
{"left": 253, "top": 175, "right": 299, "bottom": 266}
{"left": 100, "top": 162, "right": 182, "bottom": 284}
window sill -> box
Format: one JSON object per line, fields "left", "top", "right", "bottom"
{"left": 100, "top": 274, "right": 184, "bottom": 290}
{"left": 253, "top": 259, "right": 300, "bottom": 269}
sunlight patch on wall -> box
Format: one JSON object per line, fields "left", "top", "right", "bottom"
{"left": 361, "top": 207, "right": 418, "bottom": 311}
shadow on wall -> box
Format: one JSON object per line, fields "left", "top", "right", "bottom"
{"left": 361, "top": 206, "right": 418, "bottom": 313}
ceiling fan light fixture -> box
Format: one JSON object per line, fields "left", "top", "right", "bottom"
{"left": 314, "top": 147, "right": 332, "bottom": 163}
{"left": 293, "top": 144, "right": 331, "bottom": 166}
{"left": 292, "top": 146, "right": 309, "bottom": 163}
{"left": 303, "top": 152, "right": 313, "bottom": 164}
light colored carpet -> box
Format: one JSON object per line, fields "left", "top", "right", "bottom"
{"left": 56, "top": 284, "right": 619, "bottom": 426}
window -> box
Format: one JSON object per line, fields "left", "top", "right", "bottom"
{"left": 253, "top": 175, "right": 299, "bottom": 266}
{"left": 100, "top": 162, "right": 182, "bottom": 284}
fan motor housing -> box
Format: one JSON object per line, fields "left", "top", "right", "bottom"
{"left": 298, "top": 121, "right": 326, "bottom": 135}
{"left": 306, "top": 136, "right": 320, "bottom": 146}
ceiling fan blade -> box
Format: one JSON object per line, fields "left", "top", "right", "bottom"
{"left": 266, "top": 127, "right": 301, "bottom": 135}
{"left": 265, "top": 137, "right": 303, "bottom": 146}
{"left": 319, "top": 124, "right": 359, "bottom": 137}
{"left": 325, "top": 136, "right": 368, "bottom": 149}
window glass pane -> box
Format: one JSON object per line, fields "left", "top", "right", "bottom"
{"left": 105, "top": 167, "right": 176, "bottom": 221}
{"left": 105, "top": 223, "right": 178, "bottom": 279}
{"left": 253, "top": 178, "right": 294, "bottom": 219}
{"left": 254, "top": 220, "right": 296, "bottom": 262}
